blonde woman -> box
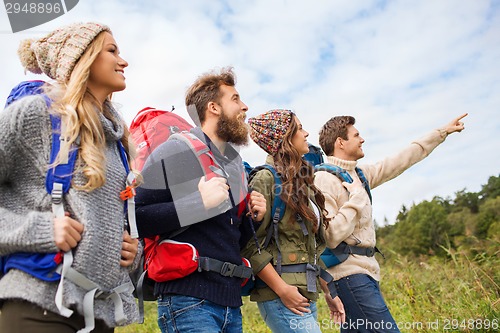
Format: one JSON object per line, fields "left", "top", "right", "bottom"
{"left": 0, "top": 22, "right": 140, "bottom": 333}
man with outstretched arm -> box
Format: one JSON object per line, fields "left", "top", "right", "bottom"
{"left": 314, "top": 113, "right": 467, "bottom": 333}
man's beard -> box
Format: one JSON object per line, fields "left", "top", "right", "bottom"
{"left": 216, "top": 110, "right": 249, "bottom": 145}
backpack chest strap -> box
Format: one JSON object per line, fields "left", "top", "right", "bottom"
{"left": 197, "top": 257, "right": 253, "bottom": 279}
{"left": 333, "top": 241, "right": 381, "bottom": 257}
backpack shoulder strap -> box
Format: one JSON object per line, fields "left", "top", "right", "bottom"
{"left": 250, "top": 164, "right": 287, "bottom": 273}
{"left": 117, "top": 140, "right": 139, "bottom": 239}
{"left": 250, "top": 164, "right": 286, "bottom": 228}
{"left": 169, "top": 132, "right": 222, "bottom": 180}
{"left": 158, "top": 132, "right": 225, "bottom": 241}
{"left": 43, "top": 114, "right": 79, "bottom": 318}
{"left": 355, "top": 167, "right": 372, "bottom": 204}
{"left": 45, "top": 115, "right": 79, "bottom": 218}
{"left": 314, "top": 163, "right": 353, "bottom": 183}
{"left": 315, "top": 163, "right": 372, "bottom": 203}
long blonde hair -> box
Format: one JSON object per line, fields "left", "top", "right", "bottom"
{"left": 46, "top": 31, "right": 135, "bottom": 191}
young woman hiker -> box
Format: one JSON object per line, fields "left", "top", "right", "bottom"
{"left": 0, "top": 22, "right": 141, "bottom": 333}
{"left": 242, "top": 109, "right": 345, "bottom": 333}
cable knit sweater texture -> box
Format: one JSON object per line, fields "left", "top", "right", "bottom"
{"left": 314, "top": 128, "right": 448, "bottom": 282}
{"left": 0, "top": 96, "right": 140, "bottom": 327}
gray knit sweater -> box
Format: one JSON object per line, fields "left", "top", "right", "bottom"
{"left": 0, "top": 96, "right": 140, "bottom": 327}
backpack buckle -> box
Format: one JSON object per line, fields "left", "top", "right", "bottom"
{"left": 220, "top": 262, "right": 236, "bottom": 277}
{"left": 365, "top": 247, "right": 375, "bottom": 257}
{"left": 120, "top": 186, "right": 136, "bottom": 201}
{"left": 51, "top": 183, "right": 64, "bottom": 204}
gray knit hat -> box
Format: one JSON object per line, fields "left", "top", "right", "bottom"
{"left": 17, "top": 22, "right": 110, "bottom": 82}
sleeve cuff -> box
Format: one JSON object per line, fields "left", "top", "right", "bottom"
{"left": 437, "top": 128, "right": 448, "bottom": 139}
{"left": 250, "top": 251, "right": 273, "bottom": 274}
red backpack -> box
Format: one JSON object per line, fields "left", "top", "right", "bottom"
{"left": 129, "top": 107, "right": 255, "bottom": 322}
{"left": 129, "top": 107, "right": 215, "bottom": 320}
{"left": 130, "top": 107, "right": 195, "bottom": 171}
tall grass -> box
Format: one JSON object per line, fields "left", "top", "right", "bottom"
{"left": 117, "top": 249, "right": 499, "bottom": 333}
{"left": 380, "top": 249, "right": 499, "bottom": 333}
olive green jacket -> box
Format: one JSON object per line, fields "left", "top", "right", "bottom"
{"left": 241, "top": 156, "right": 327, "bottom": 302}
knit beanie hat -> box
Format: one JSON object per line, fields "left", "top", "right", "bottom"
{"left": 248, "top": 109, "right": 293, "bottom": 155}
{"left": 17, "top": 22, "right": 110, "bottom": 82}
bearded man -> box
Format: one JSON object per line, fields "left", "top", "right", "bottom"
{"left": 135, "top": 67, "right": 266, "bottom": 333}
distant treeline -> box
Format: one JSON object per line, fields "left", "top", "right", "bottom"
{"left": 376, "top": 174, "right": 500, "bottom": 257}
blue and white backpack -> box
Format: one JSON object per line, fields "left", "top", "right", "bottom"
{"left": 1, "top": 80, "right": 138, "bottom": 332}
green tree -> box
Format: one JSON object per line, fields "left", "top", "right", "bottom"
{"left": 479, "top": 175, "right": 500, "bottom": 202}
{"left": 395, "top": 204, "right": 408, "bottom": 223}
{"left": 392, "top": 199, "right": 449, "bottom": 256}
{"left": 433, "top": 195, "right": 453, "bottom": 214}
{"left": 375, "top": 174, "right": 499, "bottom": 257}
{"left": 476, "top": 196, "right": 500, "bottom": 239}
{"left": 454, "top": 189, "right": 480, "bottom": 213}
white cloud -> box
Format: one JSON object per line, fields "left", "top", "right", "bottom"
{"left": 0, "top": 0, "right": 498, "bottom": 224}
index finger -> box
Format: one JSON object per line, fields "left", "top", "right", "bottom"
{"left": 454, "top": 113, "right": 468, "bottom": 122}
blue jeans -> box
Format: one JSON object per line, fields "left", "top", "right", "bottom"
{"left": 157, "top": 295, "right": 242, "bottom": 333}
{"left": 335, "top": 274, "right": 400, "bottom": 333}
{"left": 257, "top": 298, "right": 321, "bottom": 333}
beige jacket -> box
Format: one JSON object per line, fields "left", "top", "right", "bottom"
{"left": 314, "top": 128, "right": 448, "bottom": 281}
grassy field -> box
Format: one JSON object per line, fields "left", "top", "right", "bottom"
{"left": 117, "top": 249, "right": 499, "bottom": 333}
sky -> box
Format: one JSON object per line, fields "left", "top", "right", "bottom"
{"left": 0, "top": 0, "right": 499, "bottom": 225}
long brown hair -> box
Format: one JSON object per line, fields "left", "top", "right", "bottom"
{"left": 273, "top": 114, "right": 330, "bottom": 232}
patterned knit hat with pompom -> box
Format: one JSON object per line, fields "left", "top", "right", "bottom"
{"left": 248, "top": 109, "right": 293, "bottom": 155}
{"left": 17, "top": 22, "right": 110, "bottom": 82}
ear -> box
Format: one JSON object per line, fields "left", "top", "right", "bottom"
{"left": 207, "top": 101, "right": 220, "bottom": 117}
{"left": 335, "top": 137, "right": 344, "bottom": 150}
